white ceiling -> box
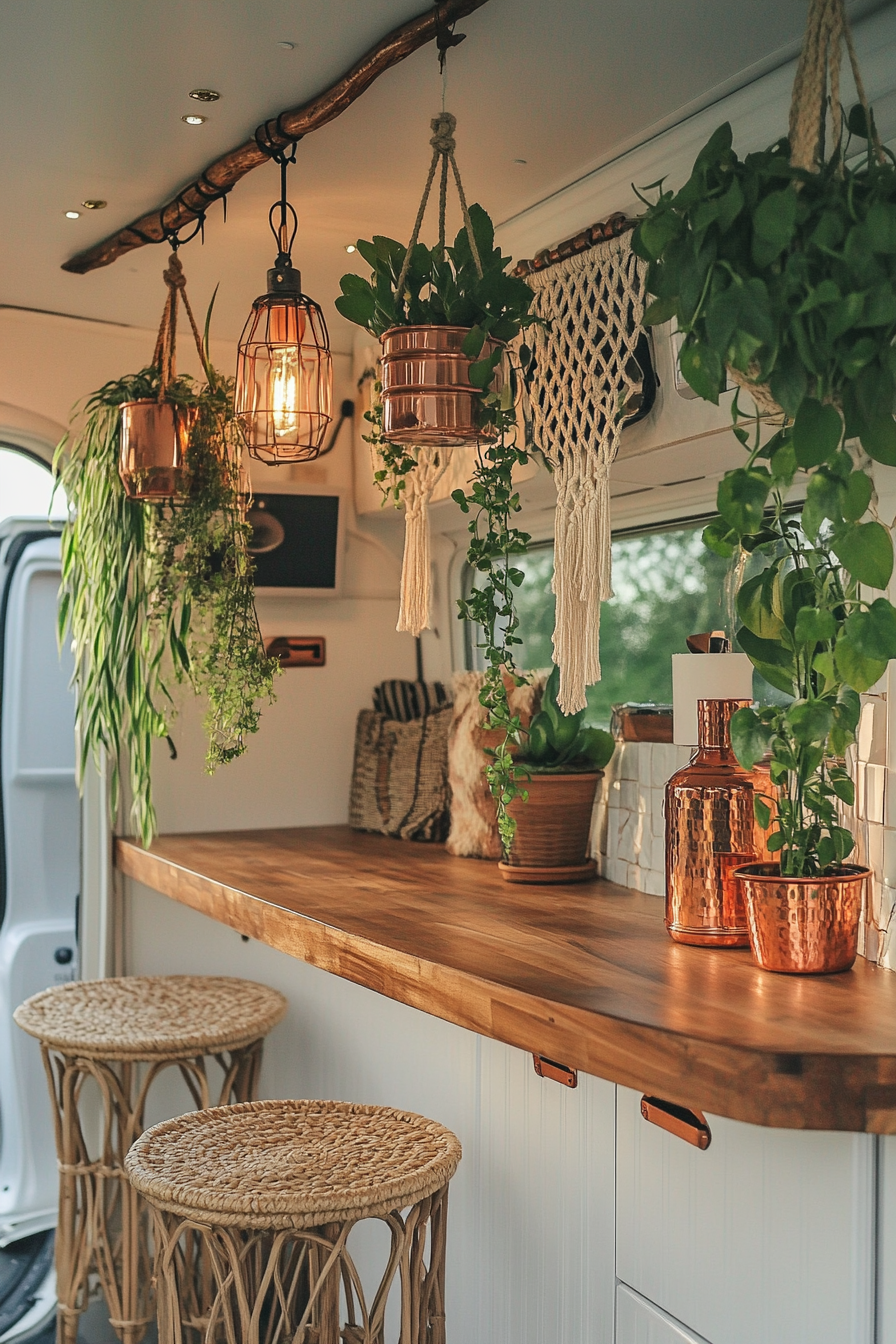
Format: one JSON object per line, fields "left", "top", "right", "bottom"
{"left": 0, "top": 0, "right": 890, "bottom": 354}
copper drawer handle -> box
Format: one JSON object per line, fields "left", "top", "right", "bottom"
{"left": 640, "top": 1095, "right": 711, "bottom": 1149}
{"left": 533, "top": 1054, "right": 577, "bottom": 1088}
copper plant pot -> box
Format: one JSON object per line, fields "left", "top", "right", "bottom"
{"left": 119, "top": 400, "right": 197, "bottom": 501}
{"left": 379, "top": 325, "right": 502, "bottom": 447}
{"left": 498, "top": 772, "right": 601, "bottom": 885}
{"left": 736, "top": 862, "right": 869, "bottom": 974}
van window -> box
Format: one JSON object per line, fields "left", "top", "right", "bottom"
{"left": 0, "top": 447, "right": 67, "bottom": 529}
{"left": 465, "top": 519, "right": 735, "bottom": 727}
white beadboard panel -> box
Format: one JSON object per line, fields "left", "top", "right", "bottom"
{"left": 127, "top": 884, "right": 618, "bottom": 1344}
{"left": 474, "top": 1037, "right": 616, "bottom": 1344}
{"left": 877, "top": 1136, "right": 896, "bottom": 1344}
{"left": 616, "top": 1286, "right": 710, "bottom": 1344}
{"left": 616, "top": 1087, "right": 875, "bottom": 1344}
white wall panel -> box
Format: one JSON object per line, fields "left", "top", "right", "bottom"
{"left": 127, "top": 884, "right": 617, "bottom": 1344}
{"left": 616, "top": 1285, "right": 709, "bottom": 1344}
{"left": 616, "top": 1086, "right": 875, "bottom": 1344}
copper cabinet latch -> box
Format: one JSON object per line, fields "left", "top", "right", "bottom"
{"left": 640, "top": 1095, "right": 712, "bottom": 1149}
{"left": 264, "top": 636, "right": 326, "bottom": 667}
{"left": 532, "top": 1055, "right": 577, "bottom": 1088}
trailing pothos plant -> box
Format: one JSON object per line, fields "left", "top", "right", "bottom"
{"left": 631, "top": 108, "right": 896, "bottom": 877}
{"left": 338, "top": 204, "right": 544, "bottom": 852}
{"left": 54, "top": 360, "right": 278, "bottom": 848}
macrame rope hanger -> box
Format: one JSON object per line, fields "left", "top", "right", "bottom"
{"left": 394, "top": 17, "right": 479, "bottom": 639}
{"left": 152, "top": 235, "right": 208, "bottom": 402}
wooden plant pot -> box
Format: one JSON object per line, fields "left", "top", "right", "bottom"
{"left": 498, "top": 771, "right": 601, "bottom": 885}
{"left": 379, "top": 325, "right": 501, "bottom": 447}
{"left": 119, "top": 399, "right": 197, "bottom": 502}
{"left": 735, "top": 862, "right": 869, "bottom": 974}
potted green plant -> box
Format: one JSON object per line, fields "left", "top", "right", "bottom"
{"left": 498, "top": 665, "right": 615, "bottom": 884}
{"left": 338, "top": 199, "right": 543, "bottom": 853}
{"left": 630, "top": 1, "right": 893, "bottom": 971}
{"left": 55, "top": 354, "right": 278, "bottom": 848}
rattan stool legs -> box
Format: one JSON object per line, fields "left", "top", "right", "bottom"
{"left": 43, "top": 1043, "right": 263, "bottom": 1344}
{"left": 149, "top": 1185, "right": 450, "bottom": 1344}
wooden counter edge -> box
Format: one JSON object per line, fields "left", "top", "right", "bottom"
{"left": 116, "top": 837, "right": 893, "bottom": 1134}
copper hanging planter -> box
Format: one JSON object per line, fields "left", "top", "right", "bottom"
{"left": 380, "top": 325, "right": 501, "bottom": 447}
{"left": 735, "top": 862, "right": 869, "bottom": 974}
{"left": 119, "top": 400, "right": 197, "bottom": 502}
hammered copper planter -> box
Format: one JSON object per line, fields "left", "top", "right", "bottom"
{"left": 380, "top": 325, "right": 501, "bottom": 446}
{"left": 119, "top": 400, "right": 197, "bottom": 501}
{"left": 498, "top": 772, "right": 600, "bottom": 885}
{"left": 736, "top": 863, "right": 868, "bottom": 974}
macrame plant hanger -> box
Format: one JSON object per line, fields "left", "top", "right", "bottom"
{"left": 392, "top": 109, "right": 482, "bottom": 638}
{"left": 524, "top": 234, "right": 647, "bottom": 714}
{"left": 153, "top": 247, "right": 209, "bottom": 398}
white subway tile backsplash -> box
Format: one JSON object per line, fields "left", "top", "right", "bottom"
{"left": 866, "top": 765, "right": 886, "bottom": 827}
{"left": 644, "top": 869, "right": 665, "bottom": 898}
{"left": 619, "top": 779, "right": 639, "bottom": 813}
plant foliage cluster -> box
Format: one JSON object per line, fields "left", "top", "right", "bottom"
{"left": 516, "top": 665, "right": 615, "bottom": 774}
{"left": 339, "top": 204, "right": 545, "bottom": 852}
{"left": 633, "top": 110, "right": 896, "bottom": 876}
{"left": 55, "top": 363, "right": 278, "bottom": 847}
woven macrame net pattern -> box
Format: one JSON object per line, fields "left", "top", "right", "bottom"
{"left": 526, "top": 233, "right": 647, "bottom": 712}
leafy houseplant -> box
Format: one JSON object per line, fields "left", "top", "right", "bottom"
{"left": 630, "top": 76, "right": 896, "bottom": 880}
{"left": 500, "top": 665, "right": 615, "bottom": 883}
{"left": 55, "top": 361, "right": 278, "bottom": 848}
{"left": 337, "top": 202, "right": 543, "bottom": 852}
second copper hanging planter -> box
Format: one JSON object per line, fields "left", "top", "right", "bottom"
{"left": 119, "top": 400, "right": 197, "bottom": 502}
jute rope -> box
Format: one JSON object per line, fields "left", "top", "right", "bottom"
{"left": 396, "top": 447, "right": 448, "bottom": 637}
{"left": 151, "top": 252, "right": 208, "bottom": 397}
{"left": 396, "top": 112, "right": 483, "bottom": 292}
{"left": 524, "top": 233, "right": 647, "bottom": 714}
{"left": 788, "top": 0, "right": 884, "bottom": 173}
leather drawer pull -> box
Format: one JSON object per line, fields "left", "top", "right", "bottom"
{"left": 533, "top": 1055, "right": 577, "bottom": 1088}
{"left": 640, "top": 1095, "right": 711, "bottom": 1149}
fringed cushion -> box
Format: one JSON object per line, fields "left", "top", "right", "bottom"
{"left": 446, "top": 672, "right": 546, "bottom": 860}
{"left": 349, "top": 706, "right": 452, "bottom": 842}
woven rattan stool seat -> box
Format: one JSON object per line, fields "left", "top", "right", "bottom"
{"left": 126, "top": 1098, "right": 462, "bottom": 1230}
{"left": 14, "top": 975, "right": 287, "bottom": 1060}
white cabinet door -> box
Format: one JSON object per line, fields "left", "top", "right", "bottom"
{"left": 616, "top": 1086, "right": 875, "bottom": 1344}
{"left": 616, "top": 1285, "right": 710, "bottom": 1344}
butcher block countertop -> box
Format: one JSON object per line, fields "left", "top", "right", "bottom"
{"left": 116, "top": 825, "right": 896, "bottom": 1133}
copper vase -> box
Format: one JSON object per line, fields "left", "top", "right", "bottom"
{"left": 119, "top": 400, "right": 197, "bottom": 501}
{"left": 736, "top": 863, "right": 868, "bottom": 974}
{"left": 665, "top": 699, "right": 772, "bottom": 947}
{"left": 498, "top": 772, "right": 600, "bottom": 885}
{"left": 379, "top": 325, "right": 501, "bottom": 446}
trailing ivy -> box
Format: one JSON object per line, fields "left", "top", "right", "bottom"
{"left": 55, "top": 364, "right": 278, "bottom": 847}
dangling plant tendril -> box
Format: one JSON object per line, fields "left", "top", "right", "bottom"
{"left": 54, "top": 362, "right": 278, "bottom": 848}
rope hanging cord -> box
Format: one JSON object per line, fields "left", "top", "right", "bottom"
{"left": 788, "top": 0, "right": 885, "bottom": 172}
{"left": 525, "top": 234, "right": 647, "bottom": 715}
{"left": 151, "top": 252, "right": 208, "bottom": 401}
{"left": 396, "top": 112, "right": 483, "bottom": 295}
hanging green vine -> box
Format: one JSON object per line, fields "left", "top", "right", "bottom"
{"left": 55, "top": 362, "right": 278, "bottom": 847}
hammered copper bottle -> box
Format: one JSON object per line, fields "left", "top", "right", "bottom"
{"left": 665, "top": 698, "right": 771, "bottom": 947}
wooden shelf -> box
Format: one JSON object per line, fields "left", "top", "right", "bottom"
{"left": 116, "top": 826, "right": 896, "bottom": 1134}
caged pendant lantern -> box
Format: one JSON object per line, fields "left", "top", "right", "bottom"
{"left": 235, "top": 144, "right": 332, "bottom": 463}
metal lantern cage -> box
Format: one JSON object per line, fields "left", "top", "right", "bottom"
{"left": 234, "top": 144, "right": 333, "bottom": 464}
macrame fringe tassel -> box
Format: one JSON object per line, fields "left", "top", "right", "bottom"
{"left": 396, "top": 447, "right": 447, "bottom": 638}
{"left": 551, "top": 456, "right": 612, "bottom": 714}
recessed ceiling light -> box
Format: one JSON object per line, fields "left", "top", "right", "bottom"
{"left": 189, "top": 88, "right": 220, "bottom": 102}
{"left": 277, "top": 40, "right": 296, "bottom": 49}
{"left": 65, "top": 210, "right": 80, "bottom": 219}
{"left": 182, "top": 114, "right": 207, "bottom": 125}
{"left": 82, "top": 199, "right": 107, "bottom": 210}
{"left": 345, "top": 244, "right": 356, "bottom": 253}
{"left": 514, "top": 158, "right": 528, "bottom": 165}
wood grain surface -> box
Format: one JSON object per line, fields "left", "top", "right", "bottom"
{"left": 116, "top": 826, "right": 896, "bottom": 1133}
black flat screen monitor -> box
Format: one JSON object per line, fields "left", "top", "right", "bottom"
{"left": 248, "top": 493, "right": 340, "bottom": 590}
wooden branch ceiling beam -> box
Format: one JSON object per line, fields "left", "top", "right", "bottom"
{"left": 62, "top": 0, "right": 491, "bottom": 276}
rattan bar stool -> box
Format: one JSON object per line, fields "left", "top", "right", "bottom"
{"left": 15, "top": 976, "right": 287, "bottom": 1344}
{"left": 125, "top": 1097, "right": 462, "bottom": 1344}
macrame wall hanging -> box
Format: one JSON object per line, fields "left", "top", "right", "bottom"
{"left": 523, "top": 231, "right": 647, "bottom": 713}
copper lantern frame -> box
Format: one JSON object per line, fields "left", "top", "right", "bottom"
{"left": 234, "top": 145, "right": 333, "bottom": 464}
